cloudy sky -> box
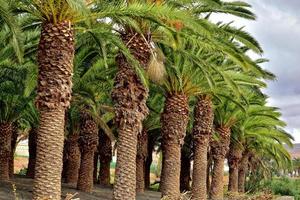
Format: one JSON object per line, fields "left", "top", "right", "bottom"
{"left": 212, "top": 0, "right": 300, "bottom": 142}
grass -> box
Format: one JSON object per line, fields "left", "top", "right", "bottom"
{"left": 263, "top": 177, "right": 300, "bottom": 199}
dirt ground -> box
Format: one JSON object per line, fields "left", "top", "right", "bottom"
{"left": 0, "top": 176, "right": 161, "bottom": 200}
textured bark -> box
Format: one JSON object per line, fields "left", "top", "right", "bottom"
{"left": 33, "top": 20, "right": 74, "bottom": 200}
{"left": 161, "top": 94, "right": 189, "bottom": 200}
{"left": 180, "top": 151, "right": 191, "bottom": 192}
{"left": 210, "top": 157, "right": 225, "bottom": 200}
{"left": 228, "top": 142, "right": 242, "bottom": 193}
{"left": 93, "top": 152, "right": 99, "bottom": 184}
{"left": 77, "top": 112, "right": 99, "bottom": 192}
{"left": 112, "top": 30, "right": 151, "bottom": 200}
{"left": 98, "top": 130, "right": 112, "bottom": 187}
{"left": 0, "top": 123, "right": 12, "bottom": 181}
{"left": 65, "top": 134, "right": 80, "bottom": 185}
{"left": 9, "top": 126, "right": 18, "bottom": 178}
{"left": 33, "top": 108, "right": 65, "bottom": 199}
{"left": 238, "top": 151, "right": 250, "bottom": 193}
{"left": 136, "top": 129, "right": 148, "bottom": 193}
{"left": 191, "top": 96, "right": 213, "bottom": 200}
{"left": 207, "top": 152, "right": 212, "bottom": 195}
{"left": 27, "top": 128, "right": 37, "bottom": 178}
{"left": 192, "top": 143, "right": 209, "bottom": 200}
{"left": 209, "top": 127, "right": 231, "bottom": 200}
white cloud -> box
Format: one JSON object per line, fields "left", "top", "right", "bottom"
{"left": 211, "top": 0, "right": 300, "bottom": 143}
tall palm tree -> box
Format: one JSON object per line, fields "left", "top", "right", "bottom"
{"left": 158, "top": 44, "right": 202, "bottom": 199}
{"left": 16, "top": 1, "right": 89, "bottom": 198}
{"left": 210, "top": 96, "right": 245, "bottom": 200}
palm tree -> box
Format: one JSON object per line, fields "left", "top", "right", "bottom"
{"left": 158, "top": 43, "right": 203, "bottom": 199}
{"left": 0, "top": 62, "right": 34, "bottom": 181}
{"left": 231, "top": 98, "right": 293, "bottom": 193}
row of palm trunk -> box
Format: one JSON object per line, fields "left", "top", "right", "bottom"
{"left": 158, "top": 94, "right": 252, "bottom": 200}
{"left": 0, "top": 19, "right": 254, "bottom": 199}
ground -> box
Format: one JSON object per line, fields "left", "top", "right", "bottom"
{"left": 0, "top": 176, "right": 161, "bottom": 200}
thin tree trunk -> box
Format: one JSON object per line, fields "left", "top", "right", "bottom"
{"left": 27, "top": 128, "right": 37, "bottom": 178}
{"left": 180, "top": 151, "right": 191, "bottom": 192}
{"left": 191, "top": 96, "right": 213, "bottom": 200}
{"left": 62, "top": 141, "right": 68, "bottom": 181}
{"left": 207, "top": 152, "right": 212, "bottom": 195}
{"left": 112, "top": 30, "right": 151, "bottom": 200}
{"left": 9, "top": 126, "right": 18, "bottom": 178}
{"left": 161, "top": 94, "right": 189, "bottom": 200}
{"left": 98, "top": 130, "right": 112, "bottom": 187}
{"left": 65, "top": 134, "right": 80, "bottom": 185}
{"left": 33, "top": 20, "right": 74, "bottom": 199}
{"left": 238, "top": 151, "right": 249, "bottom": 193}
{"left": 145, "top": 135, "right": 155, "bottom": 189}
{"left": 0, "top": 123, "right": 12, "bottom": 181}
{"left": 209, "top": 127, "right": 231, "bottom": 200}
{"left": 136, "top": 129, "right": 148, "bottom": 193}
{"left": 77, "top": 112, "right": 99, "bottom": 192}
{"left": 228, "top": 142, "right": 242, "bottom": 194}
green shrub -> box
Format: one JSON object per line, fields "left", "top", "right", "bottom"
{"left": 18, "top": 167, "right": 27, "bottom": 176}
{"left": 263, "top": 177, "right": 300, "bottom": 197}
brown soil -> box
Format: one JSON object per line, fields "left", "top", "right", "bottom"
{"left": 0, "top": 176, "right": 161, "bottom": 200}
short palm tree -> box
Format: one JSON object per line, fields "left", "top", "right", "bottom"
{"left": 0, "top": 63, "right": 34, "bottom": 181}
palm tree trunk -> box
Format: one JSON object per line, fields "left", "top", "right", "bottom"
{"left": 145, "top": 135, "right": 155, "bottom": 189}
{"left": 238, "top": 151, "right": 250, "bottom": 193}
{"left": 77, "top": 150, "right": 95, "bottom": 192}
{"left": 210, "top": 157, "right": 225, "bottom": 200}
{"left": 62, "top": 142, "right": 68, "bottom": 181}
{"left": 161, "top": 94, "right": 189, "bottom": 200}
{"left": 33, "top": 108, "right": 65, "bottom": 199}
{"left": 93, "top": 151, "right": 99, "bottom": 183}
{"left": 191, "top": 96, "right": 213, "bottom": 200}
{"left": 112, "top": 30, "right": 151, "bottom": 200}
{"left": 77, "top": 114, "right": 99, "bottom": 192}
{"left": 27, "top": 128, "right": 37, "bottom": 178}
{"left": 136, "top": 129, "right": 148, "bottom": 193}
{"left": 98, "top": 130, "right": 112, "bottom": 187}
{"left": 192, "top": 143, "right": 209, "bottom": 200}
{"left": 0, "top": 123, "right": 12, "bottom": 181}
{"left": 180, "top": 151, "right": 191, "bottom": 192}
{"left": 33, "top": 21, "right": 74, "bottom": 199}
{"left": 65, "top": 134, "right": 80, "bottom": 185}
{"left": 9, "top": 126, "right": 18, "bottom": 178}
{"left": 209, "top": 127, "right": 231, "bottom": 200}
{"left": 99, "top": 157, "right": 111, "bottom": 186}
{"left": 228, "top": 142, "right": 242, "bottom": 194}
{"left": 207, "top": 153, "right": 212, "bottom": 195}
